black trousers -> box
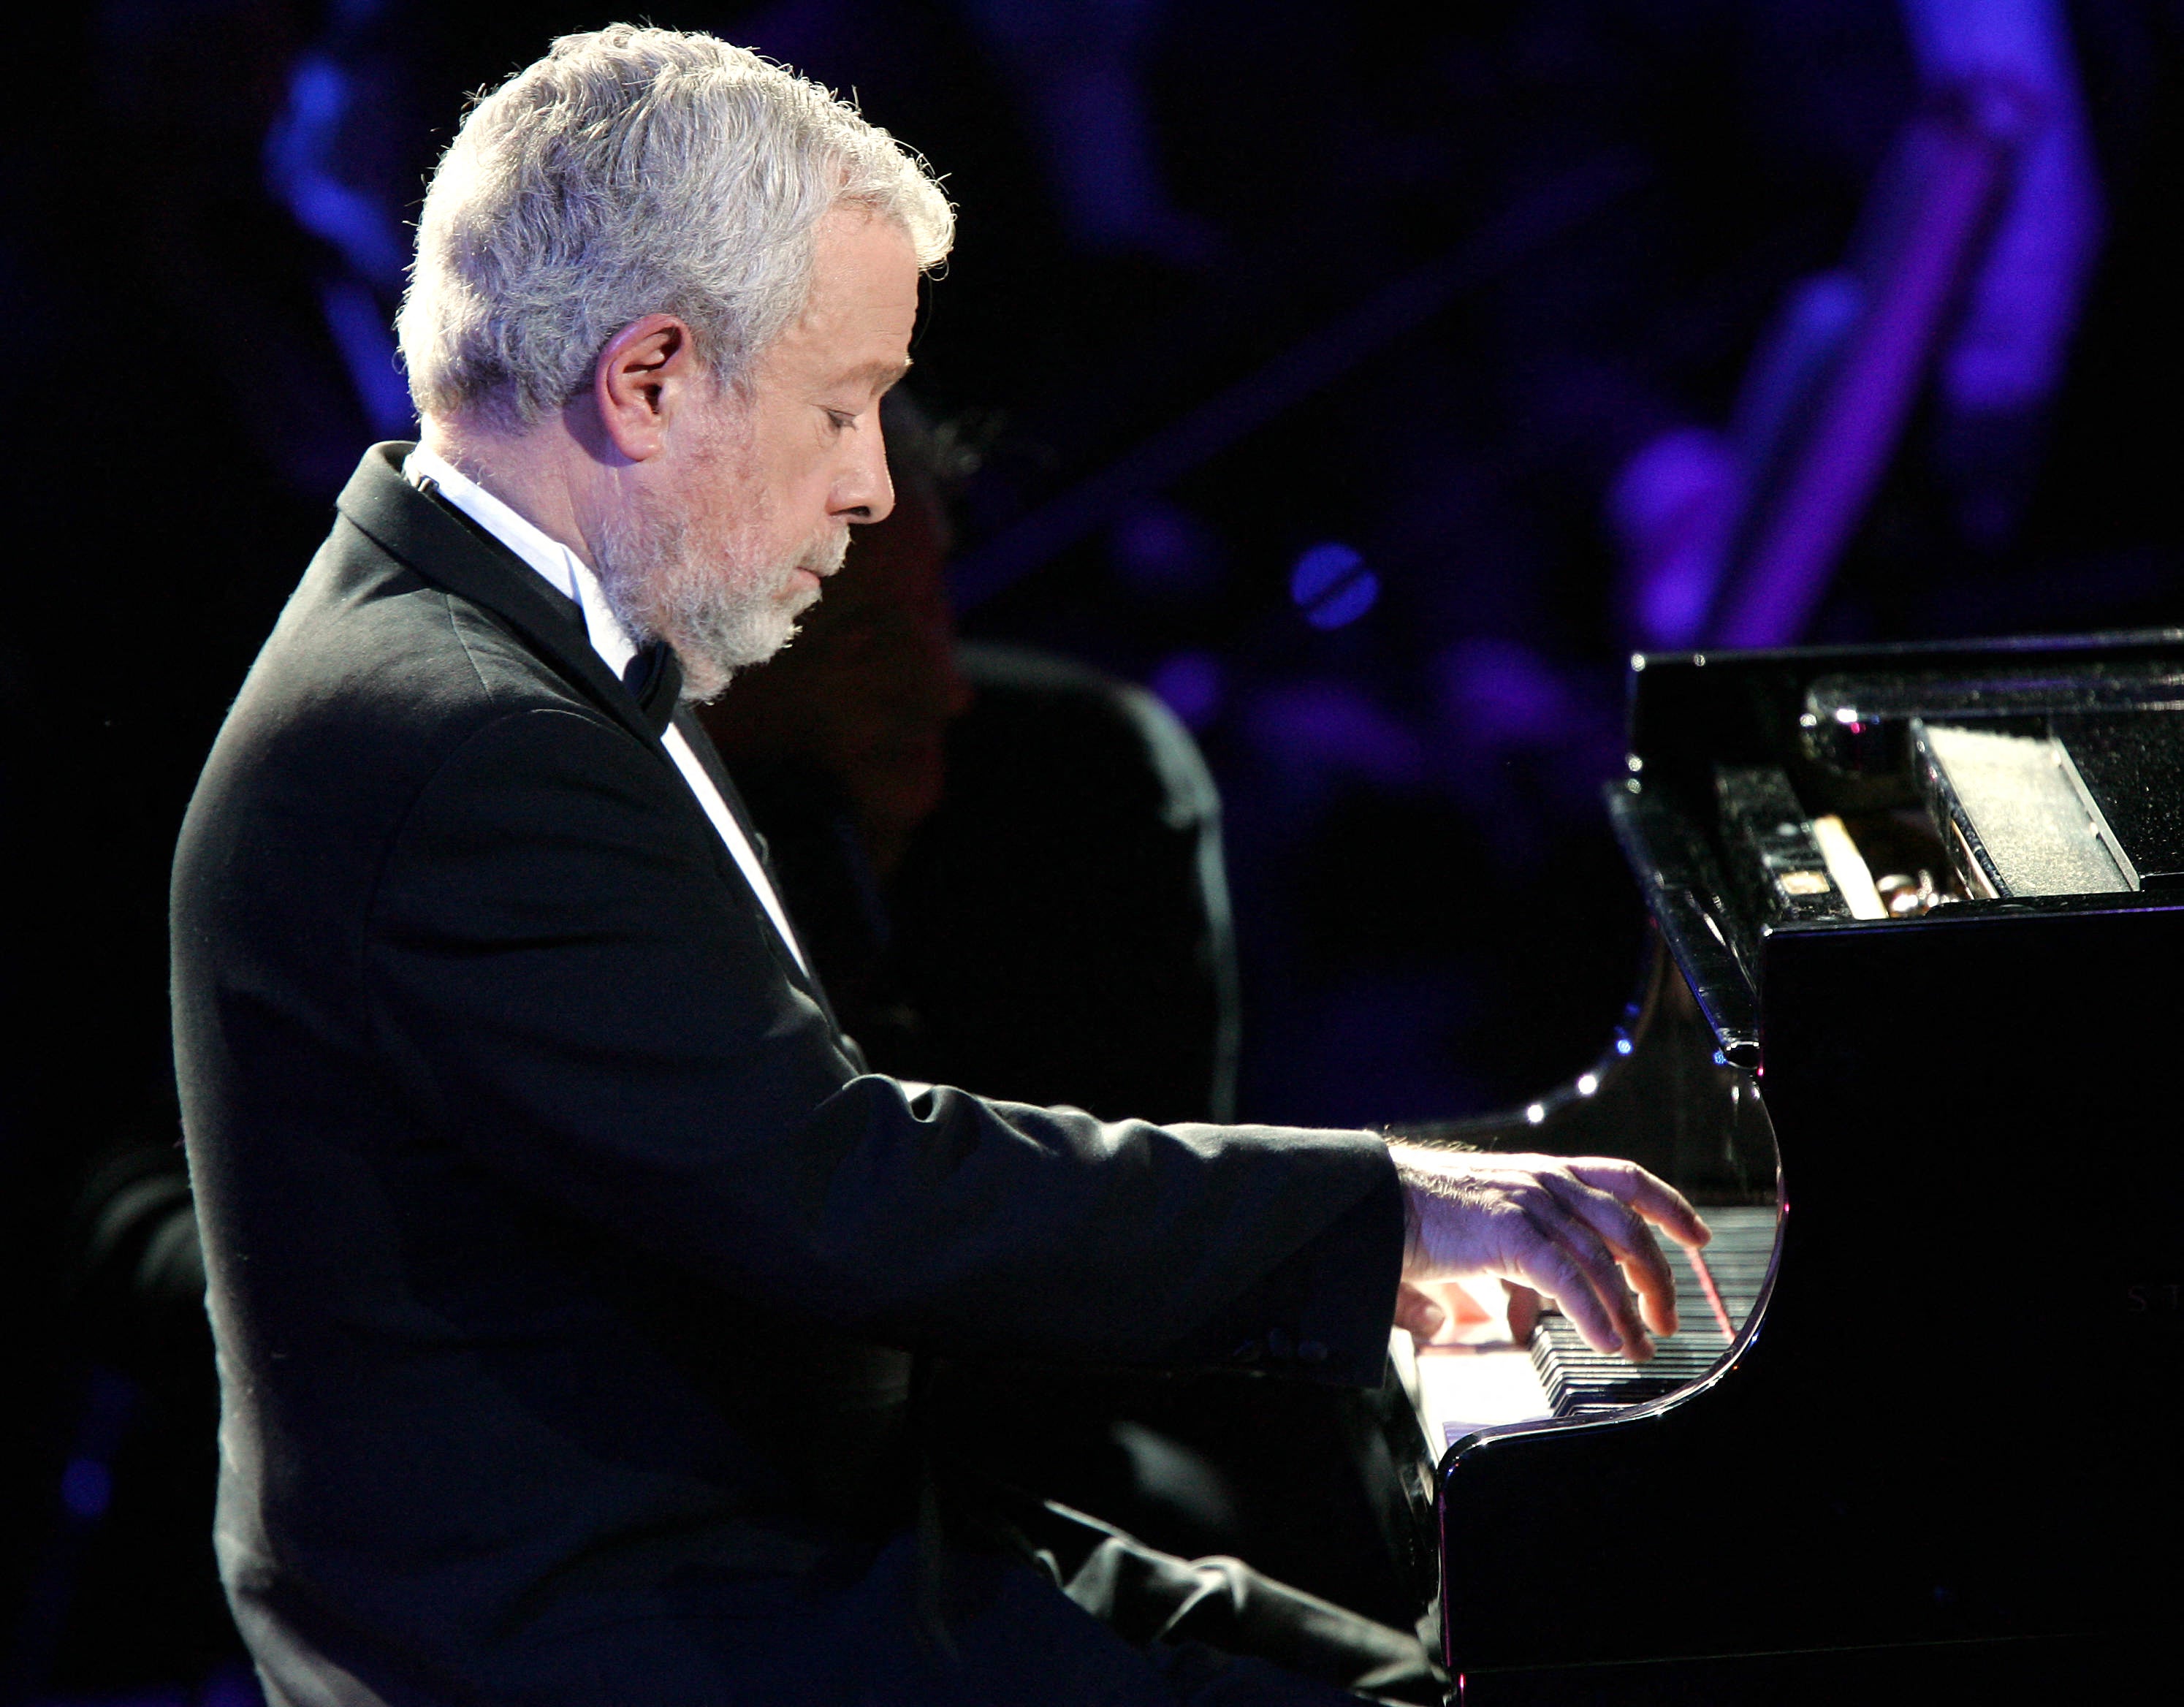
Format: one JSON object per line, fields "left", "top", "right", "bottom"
{"left": 1022, "top": 1499, "right": 1445, "bottom": 1706}
{"left": 923, "top": 1358, "right": 1447, "bottom": 1706}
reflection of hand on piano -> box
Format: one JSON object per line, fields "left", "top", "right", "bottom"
{"left": 1395, "top": 1276, "right": 1541, "bottom": 1347}
{"left": 1388, "top": 1146, "right": 1712, "bottom": 1362}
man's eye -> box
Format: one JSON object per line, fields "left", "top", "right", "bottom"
{"left": 826, "top": 410, "right": 855, "bottom": 431}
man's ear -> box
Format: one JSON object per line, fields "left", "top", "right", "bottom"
{"left": 593, "top": 313, "right": 699, "bottom": 463}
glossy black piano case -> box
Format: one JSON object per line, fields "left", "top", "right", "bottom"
{"left": 1439, "top": 631, "right": 2184, "bottom": 1705}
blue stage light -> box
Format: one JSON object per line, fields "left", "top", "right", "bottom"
{"left": 1289, "top": 543, "right": 1379, "bottom": 629}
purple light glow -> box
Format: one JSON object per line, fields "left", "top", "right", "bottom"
{"left": 60, "top": 1456, "right": 112, "bottom": 1522}
{"left": 1111, "top": 502, "right": 1222, "bottom": 599}
{"left": 1244, "top": 680, "right": 1425, "bottom": 786}
{"left": 1434, "top": 637, "right": 1575, "bottom": 746}
{"left": 1148, "top": 650, "right": 1224, "bottom": 729}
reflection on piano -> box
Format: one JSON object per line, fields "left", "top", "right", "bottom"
{"left": 1397, "top": 1204, "right": 1778, "bottom": 1449}
{"left": 1386, "top": 631, "right": 2184, "bottom": 1703}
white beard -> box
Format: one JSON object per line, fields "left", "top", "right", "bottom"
{"left": 593, "top": 484, "right": 845, "bottom": 704}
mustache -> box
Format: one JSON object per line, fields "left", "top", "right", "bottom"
{"left": 802, "top": 529, "right": 850, "bottom": 577}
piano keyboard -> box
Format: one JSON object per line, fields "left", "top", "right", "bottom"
{"left": 1404, "top": 1204, "right": 1778, "bottom": 1453}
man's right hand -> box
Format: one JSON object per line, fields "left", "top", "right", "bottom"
{"left": 1388, "top": 1144, "right": 1711, "bottom": 1362}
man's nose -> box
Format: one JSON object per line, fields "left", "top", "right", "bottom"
{"left": 835, "top": 425, "right": 896, "bottom": 525}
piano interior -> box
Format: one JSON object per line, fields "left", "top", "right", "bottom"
{"left": 1387, "top": 632, "right": 2184, "bottom": 1703}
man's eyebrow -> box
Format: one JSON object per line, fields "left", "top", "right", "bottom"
{"left": 840, "top": 358, "right": 913, "bottom": 392}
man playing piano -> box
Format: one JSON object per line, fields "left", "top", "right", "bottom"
{"left": 171, "top": 26, "right": 1708, "bottom": 1706}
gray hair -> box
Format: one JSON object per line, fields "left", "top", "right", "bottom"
{"left": 397, "top": 25, "right": 953, "bottom": 430}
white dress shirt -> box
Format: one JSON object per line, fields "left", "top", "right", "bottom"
{"left": 404, "top": 446, "right": 810, "bottom": 977}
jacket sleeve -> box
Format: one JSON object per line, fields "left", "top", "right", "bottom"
{"left": 364, "top": 706, "right": 1404, "bottom": 1384}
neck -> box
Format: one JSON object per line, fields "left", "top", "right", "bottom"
{"left": 419, "top": 410, "right": 615, "bottom": 574}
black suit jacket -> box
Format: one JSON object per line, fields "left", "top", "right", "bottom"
{"left": 171, "top": 444, "right": 1402, "bottom": 1705}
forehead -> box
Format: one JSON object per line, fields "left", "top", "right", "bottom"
{"left": 773, "top": 208, "right": 921, "bottom": 384}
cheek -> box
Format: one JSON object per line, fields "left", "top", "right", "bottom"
{"left": 745, "top": 446, "right": 834, "bottom": 538}
{"left": 689, "top": 499, "right": 745, "bottom": 560}
{"left": 688, "top": 471, "right": 777, "bottom": 562}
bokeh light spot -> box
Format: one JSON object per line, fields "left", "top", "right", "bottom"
{"left": 1289, "top": 542, "right": 1379, "bottom": 629}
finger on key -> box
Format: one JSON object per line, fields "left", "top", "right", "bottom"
{"left": 1544, "top": 1173, "right": 1679, "bottom": 1337}
{"left": 1511, "top": 1236, "right": 1624, "bottom": 1358}
{"left": 1526, "top": 1199, "right": 1653, "bottom": 1359}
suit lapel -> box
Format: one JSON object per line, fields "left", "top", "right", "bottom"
{"left": 335, "top": 443, "right": 842, "bottom": 1024}
{"left": 671, "top": 706, "right": 845, "bottom": 1031}
{"left": 335, "top": 442, "right": 662, "bottom": 756}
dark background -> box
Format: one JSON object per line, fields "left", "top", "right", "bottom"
{"left": 4, "top": 2, "right": 2182, "bottom": 1699}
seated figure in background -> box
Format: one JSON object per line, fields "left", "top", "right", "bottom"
{"left": 699, "top": 392, "right": 1239, "bottom": 1127}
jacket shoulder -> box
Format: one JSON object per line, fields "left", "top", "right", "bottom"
{"left": 249, "top": 513, "right": 606, "bottom": 762}
{"left": 172, "top": 512, "right": 645, "bottom": 954}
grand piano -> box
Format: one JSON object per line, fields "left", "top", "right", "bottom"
{"left": 1388, "top": 628, "right": 2184, "bottom": 1703}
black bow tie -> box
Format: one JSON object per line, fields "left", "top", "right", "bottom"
{"left": 621, "top": 642, "right": 683, "bottom": 735}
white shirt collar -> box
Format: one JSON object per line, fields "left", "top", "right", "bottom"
{"left": 403, "top": 444, "right": 637, "bottom": 680}
{"left": 400, "top": 443, "right": 812, "bottom": 978}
